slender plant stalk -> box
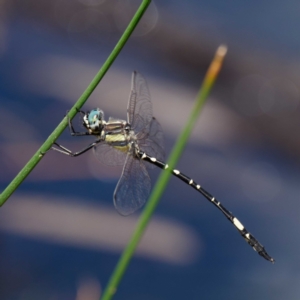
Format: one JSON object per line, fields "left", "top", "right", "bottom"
{"left": 101, "top": 45, "right": 228, "bottom": 300}
{"left": 0, "top": 0, "right": 151, "bottom": 206}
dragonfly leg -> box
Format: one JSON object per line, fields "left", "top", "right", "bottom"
{"left": 65, "top": 110, "right": 91, "bottom": 136}
{"left": 51, "top": 140, "right": 101, "bottom": 157}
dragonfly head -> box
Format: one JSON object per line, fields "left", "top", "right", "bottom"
{"left": 83, "top": 108, "right": 105, "bottom": 133}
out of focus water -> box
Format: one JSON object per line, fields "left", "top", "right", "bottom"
{"left": 0, "top": 1, "right": 300, "bottom": 299}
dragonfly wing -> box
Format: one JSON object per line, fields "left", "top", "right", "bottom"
{"left": 127, "top": 72, "right": 165, "bottom": 168}
{"left": 138, "top": 117, "right": 165, "bottom": 163}
{"left": 127, "top": 71, "right": 153, "bottom": 130}
{"left": 114, "top": 154, "right": 151, "bottom": 216}
{"left": 93, "top": 143, "right": 127, "bottom": 166}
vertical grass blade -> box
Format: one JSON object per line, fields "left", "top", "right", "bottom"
{"left": 0, "top": 0, "right": 152, "bottom": 206}
{"left": 101, "top": 45, "right": 228, "bottom": 300}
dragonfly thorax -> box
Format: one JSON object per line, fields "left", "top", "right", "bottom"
{"left": 103, "top": 118, "right": 137, "bottom": 154}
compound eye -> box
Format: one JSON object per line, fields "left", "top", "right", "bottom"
{"left": 87, "top": 108, "right": 104, "bottom": 131}
{"left": 93, "top": 114, "right": 98, "bottom": 123}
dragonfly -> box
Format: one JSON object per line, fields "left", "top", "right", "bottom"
{"left": 52, "top": 71, "right": 274, "bottom": 263}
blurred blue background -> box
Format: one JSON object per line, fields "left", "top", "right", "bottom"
{"left": 0, "top": 0, "right": 299, "bottom": 299}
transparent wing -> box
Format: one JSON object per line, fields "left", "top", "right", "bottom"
{"left": 137, "top": 117, "right": 165, "bottom": 167}
{"left": 127, "top": 71, "right": 153, "bottom": 131}
{"left": 114, "top": 153, "right": 151, "bottom": 216}
{"left": 93, "top": 143, "right": 127, "bottom": 166}
{"left": 127, "top": 71, "right": 165, "bottom": 167}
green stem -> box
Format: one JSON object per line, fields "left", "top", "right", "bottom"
{"left": 101, "top": 45, "right": 227, "bottom": 300}
{"left": 0, "top": 0, "right": 151, "bottom": 206}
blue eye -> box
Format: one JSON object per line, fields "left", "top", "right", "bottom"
{"left": 88, "top": 110, "right": 99, "bottom": 123}
{"left": 86, "top": 109, "right": 104, "bottom": 131}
